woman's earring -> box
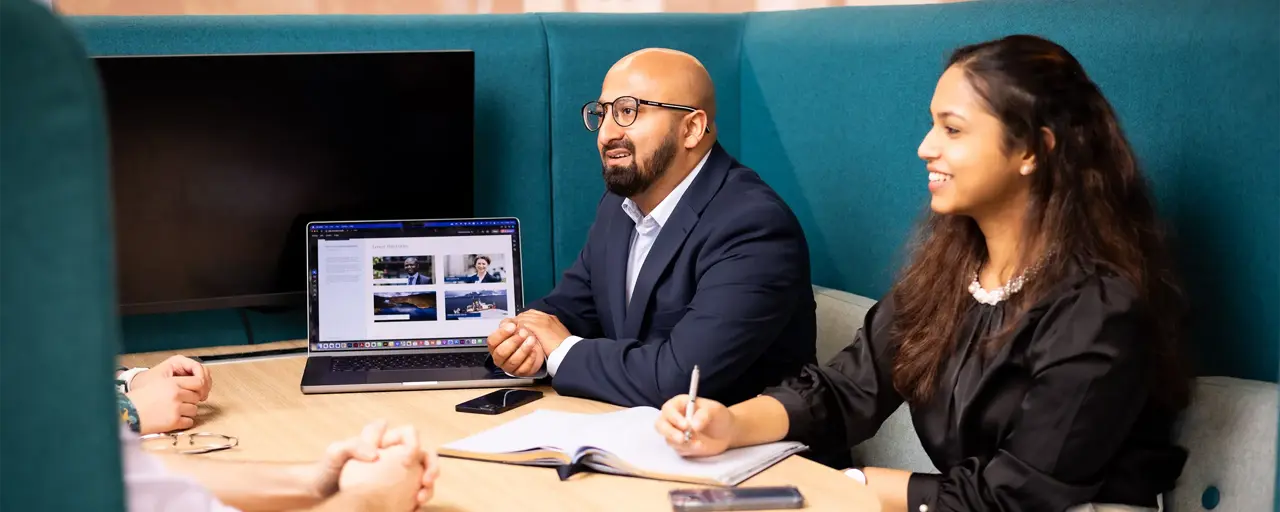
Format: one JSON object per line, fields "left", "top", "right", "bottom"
{"left": 1020, "top": 164, "right": 1034, "bottom": 176}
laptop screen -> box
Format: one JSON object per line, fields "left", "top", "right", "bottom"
{"left": 306, "top": 218, "right": 523, "bottom": 352}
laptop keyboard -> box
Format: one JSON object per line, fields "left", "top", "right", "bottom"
{"left": 330, "top": 352, "right": 490, "bottom": 372}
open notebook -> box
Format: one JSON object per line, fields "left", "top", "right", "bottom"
{"left": 438, "top": 407, "right": 807, "bottom": 486}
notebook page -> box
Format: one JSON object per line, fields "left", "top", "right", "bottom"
{"left": 578, "top": 407, "right": 806, "bottom": 485}
{"left": 442, "top": 409, "right": 593, "bottom": 455}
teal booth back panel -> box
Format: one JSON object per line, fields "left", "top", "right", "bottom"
{"left": 541, "top": 13, "right": 744, "bottom": 272}
{"left": 1, "top": 0, "right": 124, "bottom": 509}
{"left": 65, "top": 1, "right": 1278, "bottom": 381}
{"left": 738, "top": 0, "right": 1280, "bottom": 381}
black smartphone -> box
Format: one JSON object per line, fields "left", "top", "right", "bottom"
{"left": 455, "top": 388, "right": 543, "bottom": 415}
{"left": 669, "top": 486, "right": 805, "bottom": 511}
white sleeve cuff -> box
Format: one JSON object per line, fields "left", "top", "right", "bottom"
{"left": 546, "top": 336, "right": 584, "bottom": 377}
{"left": 118, "top": 367, "right": 149, "bottom": 392}
{"left": 504, "top": 368, "right": 548, "bottom": 379}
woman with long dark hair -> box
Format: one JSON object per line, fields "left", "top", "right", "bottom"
{"left": 655, "top": 35, "right": 1190, "bottom": 511}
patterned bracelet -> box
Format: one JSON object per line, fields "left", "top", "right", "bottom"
{"left": 117, "top": 390, "right": 141, "bottom": 433}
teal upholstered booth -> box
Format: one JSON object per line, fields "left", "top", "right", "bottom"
{"left": 69, "top": 0, "right": 1279, "bottom": 383}
{"left": 7, "top": 0, "right": 1275, "bottom": 508}
{"left": 739, "top": 0, "right": 1279, "bottom": 383}
{"left": 0, "top": 0, "right": 125, "bottom": 510}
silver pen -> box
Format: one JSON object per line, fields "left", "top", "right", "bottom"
{"left": 683, "top": 365, "right": 700, "bottom": 442}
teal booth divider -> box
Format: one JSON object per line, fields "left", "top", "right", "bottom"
{"left": 1, "top": 0, "right": 125, "bottom": 509}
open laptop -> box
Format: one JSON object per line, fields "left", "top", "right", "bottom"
{"left": 300, "top": 217, "right": 536, "bottom": 394}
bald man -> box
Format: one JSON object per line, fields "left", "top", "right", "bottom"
{"left": 486, "top": 48, "right": 817, "bottom": 408}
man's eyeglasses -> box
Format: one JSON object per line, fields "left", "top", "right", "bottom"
{"left": 582, "top": 96, "right": 709, "bottom": 133}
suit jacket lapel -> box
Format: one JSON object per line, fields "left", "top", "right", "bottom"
{"left": 621, "top": 143, "right": 732, "bottom": 338}
{"left": 621, "top": 208, "right": 695, "bottom": 337}
{"left": 605, "top": 204, "right": 634, "bottom": 338}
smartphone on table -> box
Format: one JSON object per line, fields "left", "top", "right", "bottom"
{"left": 455, "top": 388, "right": 543, "bottom": 415}
{"left": 669, "top": 486, "right": 805, "bottom": 511}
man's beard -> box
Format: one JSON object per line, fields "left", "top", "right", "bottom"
{"left": 601, "top": 133, "right": 679, "bottom": 198}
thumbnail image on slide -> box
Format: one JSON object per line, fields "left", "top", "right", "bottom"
{"left": 444, "top": 289, "right": 509, "bottom": 320}
{"left": 373, "top": 255, "right": 433, "bottom": 286}
{"left": 442, "top": 254, "right": 507, "bottom": 284}
{"left": 373, "top": 291, "right": 438, "bottom": 322}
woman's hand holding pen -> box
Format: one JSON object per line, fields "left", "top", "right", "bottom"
{"left": 656, "top": 395, "right": 735, "bottom": 457}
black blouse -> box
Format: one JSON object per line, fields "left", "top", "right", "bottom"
{"left": 765, "top": 265, "right": 1187, "bottom": 512}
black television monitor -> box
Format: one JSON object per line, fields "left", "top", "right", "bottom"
{"left": 94, "top": 50, "right": 475, "bottom": 315}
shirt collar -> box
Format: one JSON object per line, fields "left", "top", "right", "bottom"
{"left": 621, "top": 148, "right": 711, "bottom": 226}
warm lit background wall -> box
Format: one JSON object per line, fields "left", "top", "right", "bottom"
{"left": 56, "top": 0, "right": 967, "bottom": 15}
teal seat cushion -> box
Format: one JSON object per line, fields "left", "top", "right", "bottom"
{"left": 0, "top": 0, "right": 124, "bottom": 510}
{"left": 541, "top": 13, "right": 745, "bottom": 276}
{"left": 70, "top": 14, "right": 557, "bottom": 302}
{"left": 739, "top": 0, "right": 1280, "bottom": 381}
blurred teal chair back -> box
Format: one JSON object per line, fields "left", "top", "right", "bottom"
{"left": 0, "top": 0, "right": 125, "bottom": 510}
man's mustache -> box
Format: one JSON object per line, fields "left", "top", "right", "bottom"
{"left": 601, "top": 139, "right": 636, "bottom": 155}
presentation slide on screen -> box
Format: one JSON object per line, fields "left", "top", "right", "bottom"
{"left": 316, "top": 235, "right": 516, "bottom": 342}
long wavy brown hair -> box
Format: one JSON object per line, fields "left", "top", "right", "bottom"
{"left": 890, "top": 35, "right": 1190, "bottom": 410}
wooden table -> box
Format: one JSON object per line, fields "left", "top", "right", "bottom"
{"left": 122, "top": 341, "right": 881, "bottom": 512}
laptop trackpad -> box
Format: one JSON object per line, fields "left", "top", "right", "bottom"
{"left": 365, "top": 368, "right": 477, "bottom": 384}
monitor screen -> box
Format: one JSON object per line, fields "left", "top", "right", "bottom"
{"left": 94, "top": 50, "right": 475, "bottom": 315}
{"left": 307, "top": 218, "right": 522, "bottom": 352}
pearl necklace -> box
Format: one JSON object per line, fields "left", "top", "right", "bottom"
{"left": 968, "top": 262, "right": 1043, "bottom": 305}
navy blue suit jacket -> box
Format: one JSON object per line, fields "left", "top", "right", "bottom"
{"left": 529, "top": 143, "right": 817, "bottom": 408}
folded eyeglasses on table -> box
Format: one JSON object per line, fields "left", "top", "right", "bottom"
{"left": 140, "top": 432, "right": 239, "bottom": 455}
